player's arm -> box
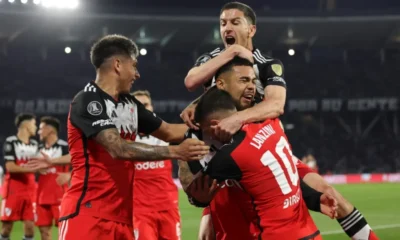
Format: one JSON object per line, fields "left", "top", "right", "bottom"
{"left": 185, "top": 52, "right": 232, "bottom": 91}
{"left": 238, "top": 60, "right": 286, "bottom": 123}
{"left": 3, "top": 139, "right": 35, "bottom": 173}
{"left": 95, "top": 128, "right": 190, "bottom": 161}
{"left": 5, "top": 161, "right": 36, "bottom": 173}
{"left": 185, "top": 45, "right": 252, "bottom": 91}
{"left": 51, "top": 154, "right": 71, "bottom": 165}
{"left": 300, "top": 179, "right": 323, "bottom": 212}
{"left": 150, "top": 122, "right": 188, "bottom": 143}
{"left": 178, "top": 160, "right": 194, "bottom": 190}
{"left": 72, "top": 92, "right": 208, "bottom": 162}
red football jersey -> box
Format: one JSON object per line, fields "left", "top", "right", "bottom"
{"left": 60, "top": 82, "right": 162, "bottom": 225}
{"left": 205, "top": 118, "right": 319, "bottom": 240}
{"left": 36, "top": 139, "right": 70, "bottom": 205}
{"left": 133, "top": 135, "right": 178, "bottom": 213}
{"left": 2, "top": 135, "right": 38, "bottom": 199}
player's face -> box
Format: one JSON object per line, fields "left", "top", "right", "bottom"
{"left": 38, "top": 122, "right": 51, "bottom": 142}
{"left": 135, "top": 95, "right": 153, "bottom": 112}
{"left": 216, "top": 65, "right": 256, "bottom": 110}
{"left": 220, "top": 9, "right": 256, "bottom": 48}
{"left": 116, "top": 55, "right": 140, "bottom": 94}
{"left": 25, "top": 119, "right": 37, "bottom": 137}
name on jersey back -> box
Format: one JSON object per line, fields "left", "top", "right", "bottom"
{"left": 250, "top": 124, "right": 276, "bottom": 149}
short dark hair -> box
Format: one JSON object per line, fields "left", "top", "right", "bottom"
{"left": 220, "top": 2, "right": 257, "bottom": 25}
{"left": 15, "top": 113, "right": 35, "bottom": 128}
{"left": 40, "top": 116, "right": 60, "bottom": 133}
{"left": 90, "top": 34, "right": 139, "bottom": 69}
{"left": 215, "top": 56, "right": 253, "bottom": 79}
{"left": 194, "top": 87, "right": 237, "bottom": 124}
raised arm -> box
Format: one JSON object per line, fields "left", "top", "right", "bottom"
{"left": 185, "top": 45, "right": 253, "bottom": 91}
{"left": 237, "top": 85, "right": 286, "bottom": 123}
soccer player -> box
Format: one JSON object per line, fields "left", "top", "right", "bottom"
{"left": 182, "top": 2, "right": 285, "bottom": 138}
{"left": 1, "top": 113, "right": 38, "bottom": 240}
{"left": 181, "top": 56, "right": 379, "bottom": 240}
{"left": 35, "top": 116, "right": 70, "bottom": 240}
{"left": 131, "top": 90, "right": 181, "bottom": 240}
{"left": 58, "top": 34, "right": 209, "bottom": 240}
{"left": 194, "top": 87, "right": 333, "bottom": 240}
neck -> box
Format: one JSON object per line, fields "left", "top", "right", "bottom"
{"left": 45, "top": 134, "right": 58, "bottom": 148}
{"left": 246, "top": 40, "right": 254, "bottom": 52}
{"left": 17, "top": 129, "right": 30, "bottom": 144}
{"left": 95, "top": 71, "right": 120, "bottom": 100}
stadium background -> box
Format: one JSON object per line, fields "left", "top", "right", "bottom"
{"left": 0, "top": 0, "right": 399, "bottom": 239}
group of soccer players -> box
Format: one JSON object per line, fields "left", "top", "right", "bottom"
{"left": 1, "top": 1, "right": 381, "bottom": 240}
{"left": 1, "top": 114, "right": 70, "bottom": 240}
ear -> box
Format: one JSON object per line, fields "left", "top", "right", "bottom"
{"left": 249, "top": 24, "right": 256, "bottom": 38}
{"left": 210, "top": 119, "right": 220, "bottom": 126}
{"left": 114, "top": 58, "right": 122, "bottom": 74}
{"left": 215, "top": 78, "right": 225, "bottom": 90}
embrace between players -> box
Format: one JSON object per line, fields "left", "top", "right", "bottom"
{"left": 7, "top": 2, "right": 379, "bottom": 240}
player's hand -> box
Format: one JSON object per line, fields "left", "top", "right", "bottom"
{"left": 228, "top": 44, "right": 254, "bottom": 63}
{"left": 56, "top": 172, "right": 71, "bottom": 186}
{"left": 320, "top": 192, "right": 338, "bottom": 219}
{"left": 25, "top": 151, "right": 52, "bottom": 171}
{"left": 180, "top": 103, "right": 200, "bottom": 130}
{"left": 186, "top": 172, "right": 219, "bottom": 204}
{"left": 175, "top": 139, "right": 210, "bottom": 161}
{"left": 211, "top": 114, "right": 242, "bottom": 143}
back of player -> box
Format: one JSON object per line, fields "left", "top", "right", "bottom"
{"left": 207, "top": 118, "right": 320, "bottom": 240}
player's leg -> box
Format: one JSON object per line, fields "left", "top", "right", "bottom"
{"left": 59, "top": 215, "right": 133, "bottom": 240}
{"left": 0, "top": 221, "right": 13, "bottom": 240}
{"left": 35, "top": 204, "right": 53, "bottom": 240}
{"left": 133, "top": 212, "right": 158, "bottom": 240}
{"left": 1, "top": 198, "right": 20, "bottom": 239}
{"left": 198, "top": 207, "right": 215, "bottom": 240}
{"left": 22, "top": 198, "right": 35, "bottom": 240}
{"left": 303, "top": 172, "right": 379, "bottom": 240}
{"left": 158, "top": 207, "right": 181, "bottom": 240}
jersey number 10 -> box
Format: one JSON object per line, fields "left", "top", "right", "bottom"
{"left": 260, "top": 136, "right": 299, "bottom": 195}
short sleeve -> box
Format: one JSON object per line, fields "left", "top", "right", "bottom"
{"left": 259, "top": 59, "right": 286, "bottom": 89}
{"left": 193, "top": 53, "right": 212, "bottom": 67}
{"left": 3, "top": 138, "right": 15, "bottom": 161}
{"left": 132, "top": 97, "right": 163, "bottom": 135}
{"left": 203, "top": 150, "right": 242, "bottom": 182}
{"left": 58, "top": 140, "right": 69, "bottom": 155}
{"left": 70, "top": 92, "right": 116, "bottom": 138}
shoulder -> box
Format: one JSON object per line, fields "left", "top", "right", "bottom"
{"left": 30, "top": 139, "right": 38, "bottom": 146}
{"left": 184, "top": 128, "right": 203, "bottom": 140}
{"left": 194, "top": 47, "right": 223, "bottom": 66}
{"left": 57, "top": 139, "right": 68, "bottom": 146}
{"left": 209, "top": 47, "right": 223, "bottom": 57}
{"left": 253, "top": 48, "right": 283, "bottom": 65}
{"left": 72, "top": 83, "right": 102, "bottom": 105}
{"left": 5, "top": 135, "right": 17, "bottom": 143}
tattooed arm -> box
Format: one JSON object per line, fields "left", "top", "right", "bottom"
{"left": 94, "top": 128, "right": 209, "bottom": 162}
{"left": 178, "top": 160, "right": 194, "bottom": 190}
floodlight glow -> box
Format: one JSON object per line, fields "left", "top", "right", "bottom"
{"left": 288, "top": 49, "right": 295, "bottom": 56}
{"left": 8, "top": 0, "right": 15, "bottom": 3}
{"left": 66, "top": 0, "right": 78, "bottom": 9}
{"left": 21, "top": 0, "right": 28, "bottom": 4}
{"left": 140, "top": 48, "right": 147, "bottom": 56}
{"left": 65, "top": 47, "right": 71, "bottom": 54}
{"left": 41, "top": 0, "right": 51, "bottom": 8}
{"left": 41, "top": 0, "right": 79, "bottom": 9}
{"left": 33, "top": 0, "right": 41, "bottom": 4}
